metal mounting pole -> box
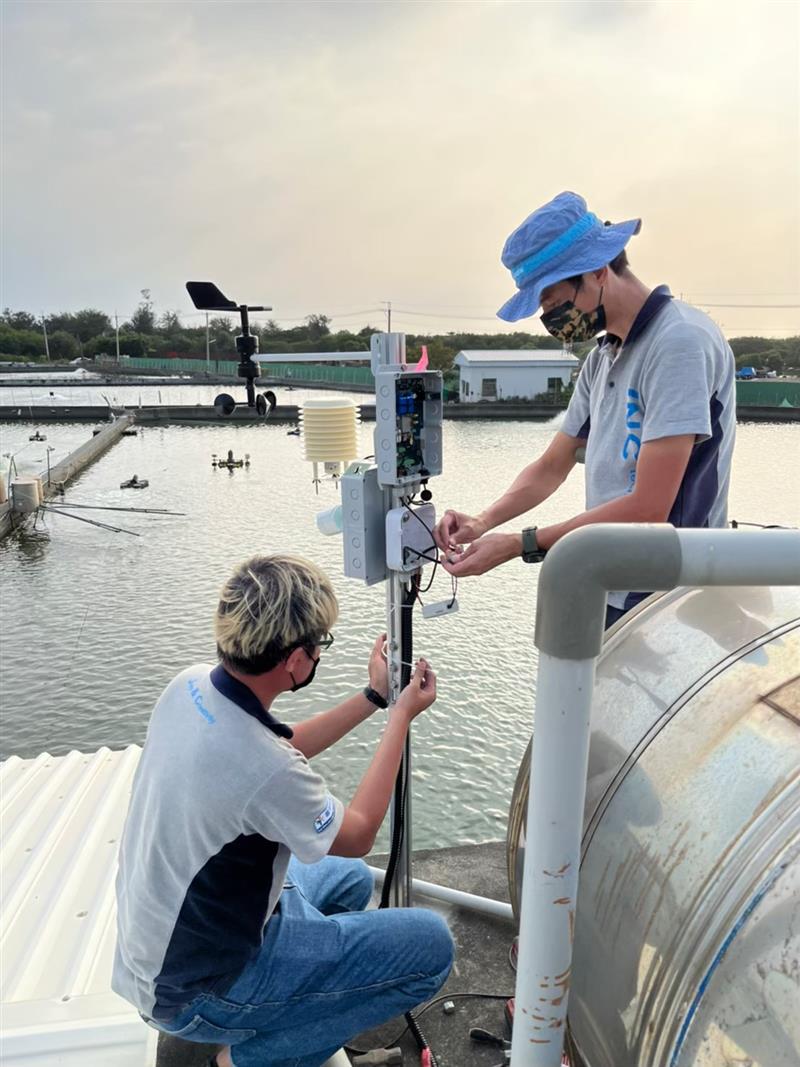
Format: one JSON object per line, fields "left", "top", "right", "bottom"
{"left": 373, "top": 333, "right": 416, "bottom": 908}
{"left": 262, "top": 331, "right": 433, "bottom": 909}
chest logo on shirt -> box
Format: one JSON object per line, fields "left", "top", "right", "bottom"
{"left": 314, "top": 796, "right": 336, "bottom": 834}
{"left": 187, "top": 679, "right": 216, "bottom": 725}
{"left": 621, "top": 388, "right": 643, "bottom": 491}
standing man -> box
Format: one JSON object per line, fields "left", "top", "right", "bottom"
{"left": 113, "top": 554, "right": 452, "bottom": 1067}
{"left": 435, "top": 191, "right": 735, "bottom": 627}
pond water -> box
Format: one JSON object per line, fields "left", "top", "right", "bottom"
{"left": 1, "top": 408, "right": 798, "bottom": 850}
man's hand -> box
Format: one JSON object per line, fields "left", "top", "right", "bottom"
{"left": 434, "top": 510, "right": 489, "bottom": 551}
{"left": 367, "top": 632, "right": 389, "bottom": 702}
{"left": 395, "top": 659, "right": 437, "bottom": 719}
{"left": 440, "top": 532, "right": 522, "bottom": 577}
{"left": 330, "top": 658, "right": 437, "bottom": 857}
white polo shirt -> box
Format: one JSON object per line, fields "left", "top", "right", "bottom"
{"left": 562, "top": 287, "right": 736, "bottom": 610}
{"left": 112, "top": 663, "right": 344, "bottom": 1021}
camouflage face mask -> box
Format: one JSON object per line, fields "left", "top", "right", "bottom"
{"left": 540, "top": 285, "right": 606, "bottom": 343}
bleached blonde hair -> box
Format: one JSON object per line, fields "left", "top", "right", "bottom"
{"left": 215, "top": 554, "right": 338, "bottom": 675}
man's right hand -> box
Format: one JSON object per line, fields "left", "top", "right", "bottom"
{"left": 396, "top": 659, "right": 437, "bottom": 719}
{"left": 331, "top": 658, "right": 437, "bottom": 857}
{"left": 434, "top": 510, "right": 489, "bottom": 551}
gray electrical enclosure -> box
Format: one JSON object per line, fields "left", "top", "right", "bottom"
{"left": 341, "top": 463, "right": 388, "bottom": 586}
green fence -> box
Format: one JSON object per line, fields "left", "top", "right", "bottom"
{"left": 124, "top": 356, "right": 241, "bottom": 375}
{"left": 123, "top": 356, "right": 373, "bottom": 384}
{"left": 260, "top": 362, "right": 374, "bottom": 386}
{"left": 119, "top": 357, "right": 460, "bottom": 399}
{"left": 736, "top": 380, "right": 800, "bottom": 408}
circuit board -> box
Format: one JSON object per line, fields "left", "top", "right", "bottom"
{"left": 395, "top": 376, "right": 427, "bottom": 477}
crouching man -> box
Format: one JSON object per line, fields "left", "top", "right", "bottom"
{"left": 112, "top": 554, "right": 453, "bottom": 1067}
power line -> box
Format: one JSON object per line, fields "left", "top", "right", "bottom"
{"left": 393, "top": 307, "right": 503, "bottom": 322}
{"left": 691, "top": 302, "right": 800, "bottom": 309}
{"left": 683, "top": 291, "right": 800, "bottom": 297}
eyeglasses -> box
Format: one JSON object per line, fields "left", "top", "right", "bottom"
{"left": 286, "top": 632, "right": 335, "bottom": 658}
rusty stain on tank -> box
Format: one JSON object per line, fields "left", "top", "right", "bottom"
{"left": 544, "top": 862, "right": 572, "bottom": 878}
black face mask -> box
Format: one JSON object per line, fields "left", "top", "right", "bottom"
{"left": 289, "top": 649, "right": 320, "bottom": 692}
{"left": 540, "top": 285, "right": 606, "bottom": 343}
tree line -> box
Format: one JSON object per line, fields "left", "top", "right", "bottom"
{"left": 1, "top": 302, "right": 798, "bottom": 375}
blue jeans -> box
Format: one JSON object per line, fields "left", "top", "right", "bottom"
{"left": 605, "top": 604, "right": 628, "bottom": 629}
{"left": 157, "top": 856, "right": 454, "bottom": 1067}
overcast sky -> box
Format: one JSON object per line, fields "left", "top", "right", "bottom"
{"left": 2, "top": 0, "right": 799, "bottom": 338}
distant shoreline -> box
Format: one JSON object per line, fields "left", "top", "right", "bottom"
{"left": 1, "top": 402, "right": 798, "bottom": 425}
{"left": 2, "top": 366, "right": 799, "bottom": 423}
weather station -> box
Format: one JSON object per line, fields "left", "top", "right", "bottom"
{"left": 185, "top": 281, "right": 277, "bottom": 418}
{"left": 262, "top": 324, "right": 453, "bottom": 911}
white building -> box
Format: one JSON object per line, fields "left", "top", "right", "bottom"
{"left": 454, "top": 350, "right": 580, "bottom": 402}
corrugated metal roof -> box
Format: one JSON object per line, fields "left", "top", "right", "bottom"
{"left": 1, "top": 745, "right": 156, "bottom": 1067}
{"left": 454, "top": 350, "right": 580, "bottom": 365}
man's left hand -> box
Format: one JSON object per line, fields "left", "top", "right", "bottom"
{"left": 440, "top": 533, "right": 521, "bottom": 577}
{"left": 367, "top": 632, "right": 389, "bottom": 701}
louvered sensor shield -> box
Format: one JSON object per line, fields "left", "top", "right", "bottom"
{"left": 299, "top": 400, "right": 361, "bottom": 488}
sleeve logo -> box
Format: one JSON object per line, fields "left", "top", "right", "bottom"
{"left": 314, "top": 796, "right": 336, "bottom": 834}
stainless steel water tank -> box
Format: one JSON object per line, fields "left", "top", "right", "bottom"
{"left": 507, "top": 585, "right": 800, "bottom": 1067}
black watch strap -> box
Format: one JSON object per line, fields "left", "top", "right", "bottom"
{"left": 363, "top": 686, "right": 389, "bottom": 709}
{"left": 521, "top": 526, "right": 547, "bottom": 564}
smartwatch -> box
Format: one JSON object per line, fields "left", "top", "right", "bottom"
{"left": 363, "top": 686, "right": 389, "bottom": 709}
{"left": 521, "top": 527, "right": 547, "bottom": 564}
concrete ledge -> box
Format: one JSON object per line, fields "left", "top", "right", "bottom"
{"left": 0, "top": 416, "right": 134, "bottom": 539}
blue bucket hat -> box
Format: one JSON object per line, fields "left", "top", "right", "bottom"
{"left": 497, "top": 191, "right": 641, "bottom": 322}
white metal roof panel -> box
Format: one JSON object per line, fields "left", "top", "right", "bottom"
{"left": 454, "top": 349, "right": 580, "bottom": 366}
{"left": 0, "top": 745, "right": 156, "bottom": 1067}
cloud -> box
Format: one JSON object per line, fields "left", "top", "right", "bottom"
{"left": 2, "top": 0, "right": 798, "bottom": 337}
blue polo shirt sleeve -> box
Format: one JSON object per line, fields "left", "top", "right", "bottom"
{"left": 562, "top": 348, "right": 596, "bottom": 440}
{"left": 638, "top": 326, "right": 718, "bottom": 443}
{"left": 243, "top": 747, "right": 344, "bottom": 864}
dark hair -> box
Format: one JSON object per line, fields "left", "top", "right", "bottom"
{"left": 568, "top": 248, "right": 630, "bottom": 289}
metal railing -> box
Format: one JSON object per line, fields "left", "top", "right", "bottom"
{"left": 512, "top": 524, "right": 800, "bottom": 1067}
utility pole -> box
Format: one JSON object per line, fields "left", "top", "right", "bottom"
{"left": 384, "top": 301, "right": 392, "bottom": 332}
{"left": 114, "top": 312, "right": 121, "bottom": 362}
{"left": 205, "top": 312, "right": 210, "bottom": 373}
{"left": 41, "top": 315, "right": 50, "bottom": 361}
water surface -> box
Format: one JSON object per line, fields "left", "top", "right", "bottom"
{"left": 1, "top": 413, "right": 797, "bottom": 850}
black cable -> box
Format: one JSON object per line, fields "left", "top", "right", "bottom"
{"left": 404, "top": 499, "right": 436, "bottom": 535}
{"left": 447, "top": 572, "right": 458, "bottom": 609}
{"left": 344, "top": 992, "right": 515, "bottom": 1055}
{"left": 379, "top": 766, "right": 407, "bottom": 910}
{"left": 404, "top": 501, "right": 463, "bottom": 603}
{"left": 403, "top": 501, "right": 441, "bottom": 593}
{"left": 731, "top": 519, "right": 794, "bottom": 529}
{"left": 404, "top": 545, "right": 440, "bottom": 595}
{"left": 379, "top": 581, "right": 416, "bottom": 909}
